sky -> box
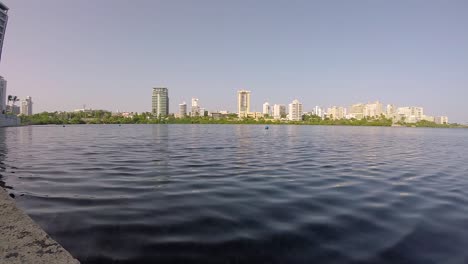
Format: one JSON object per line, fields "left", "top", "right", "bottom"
{"left": 1, "top": 0, "right": 468, "bottom": 122}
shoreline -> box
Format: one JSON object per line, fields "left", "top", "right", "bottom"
{"left": 0, "top": 188, "right": 80, "bottom": 264}
{"left": 14, "top": 123, "right": 467, "bottom": 129}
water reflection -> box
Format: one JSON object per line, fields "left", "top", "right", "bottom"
{"left": 235, "top": 125, "right": 252, "bottom": 167}
{"left": 151, "top": 125, "right": 170, "bottom": 188}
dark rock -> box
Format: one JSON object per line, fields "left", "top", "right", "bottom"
{"left": 5, "top": 252, "right": 18, "bottom": 258}
{"left": 9, "top": 193, "right": 15, "bottom": 198}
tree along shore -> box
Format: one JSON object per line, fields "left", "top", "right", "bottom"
{"left": 19, "top": 111, "right": 463, "bottom": 128}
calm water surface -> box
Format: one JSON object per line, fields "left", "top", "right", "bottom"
{"left": 1, "top": 125, "right": 468, "bottom": 264}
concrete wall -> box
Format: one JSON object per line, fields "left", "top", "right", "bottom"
{"left": 0, "top": 114, "right": 20, "bottom": 127}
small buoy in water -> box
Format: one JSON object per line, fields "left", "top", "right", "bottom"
{"left": 63, "top": 125, "right": 66, "bottom": 127}
{"left": 265, "top": 126, "right": 269, "bottom": 130}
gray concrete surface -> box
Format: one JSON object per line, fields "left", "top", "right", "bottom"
{"left": 0, "top": 188, "right": 80, "bottom": 264}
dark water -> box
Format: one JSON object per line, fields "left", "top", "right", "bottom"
{"left": 1, "top": 125, "right": 468, "bottom": 264}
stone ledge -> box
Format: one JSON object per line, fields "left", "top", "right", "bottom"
{"left": 0, "top": 188, "right": 80, "bottom": 264}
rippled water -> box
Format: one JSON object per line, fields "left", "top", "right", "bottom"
{"left": 1, "top": 125, "right": 468, "bottom": 263}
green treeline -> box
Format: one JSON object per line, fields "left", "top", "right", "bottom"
{"left": 19, "top": 111, "right": 461, "bottom": 128}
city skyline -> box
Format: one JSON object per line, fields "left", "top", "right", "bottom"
{"left": 1, "top": 1, "right": 468, "bottom": 122}
{"left": 175, "top": 89, "right": 448, "bottom": 124}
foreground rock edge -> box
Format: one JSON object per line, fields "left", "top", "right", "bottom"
{"left": 0, "top": 188, "right": 80, "bottom": 264}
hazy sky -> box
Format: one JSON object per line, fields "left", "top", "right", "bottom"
{"left": 1, "top": 0, "right": 468, "bottom": 122}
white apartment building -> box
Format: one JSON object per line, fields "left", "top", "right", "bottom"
{"left": 349, "top": 103, "right": 365, "bottom": 119}
{"left": 348, "top": 101, "right": 383, "bottom": 119}
{"left": 397, "top": 106, "right": 423, "bottom": 123}
{"left": 288, "top": 99, "right": 303, "bottom": 121}
{"left": 262, "top": 102, "right": 271, "bottom": 116}
{"left": 312, "top": 106, "right": 324, "bottom": 118}
{"left": 191, "top": 98, "right": 200, "bottom": 116}
{"left": 273, "top": 104, "right": 286, "bottom": 119}
{"left": 327, "top": 106, "right": 346, "bottom": 120}
{"left": 386, "top": 104, "right": 396, "bottom": 119}
{"left": 364, "top": 101, "right": 383, "bottom": 117}
{"left": 179, "top": 102, "right": 187, "bottom": 117}
{"left": 435, "top": 116, "right": 449, "bottom": 125}
{"left": 21, "top": 96, "right": 33, "bottom": 116}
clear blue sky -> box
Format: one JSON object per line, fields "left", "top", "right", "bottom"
{"left": 1, "top": 0, "right": 468, "bottom": 122}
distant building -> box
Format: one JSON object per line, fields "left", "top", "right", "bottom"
{"left": 21, "top": 96, "right": 33, "bottom": 116}
{"left": 386, "top": 104, "right": 396, "bottom": 119}
{"left": 273, "top": 104, "right": 286, "bottom": 119}
{"left": 199, "top": 107, "right": 207, "bottom": 117}
{"left": 397, "top": 106, "right": 423, "bottom": 123}
{"left": 191, "top": 98, "right": 200, "bottom": 116}
{"left": 262, "top": 102, "right": 271, "bottom": 116}
{"left": 327, "top": 106, "right": 346, "bottom": 120}
{"left": 288, "top": 99, "right": 303, "bottom": 121}
{"left": 349, "top": 101, "right": 383, "bottom": 119}
{"left": 152, "top": 88, "right": 169, "bottom": 117}
{"left": 312, "top": 106, "right": 324, "bottom": 119}
{"left": 74, "top": 108, "right": 94, "bottom": 113}
{"left": 0, "top": 76, "right": 6, "bottom": 113}
{"left": 237, "top": 90, "right": 251, "bottom": 118}
{"left": 0, "top": 2, "right": 8, "bottom": 63}
{"left": 435, "top": 116, "right": 449, "bottom": 125}
{"left": 364, "top": 101, "right": 383, "bottom": 118}
{"left": 422, "top": 115, "right": 435, "bottom": 122}
{"left": 179, "top": 102, "right": 187, "bottom": 117}
{"left": 349, "top": 103, "right": 365, "bottom": 119}
{"left": 211, "top": 112, "right": 228, "bottom": 120}
{"left": 246, "top": 112, "right": 264, "bottom": 120}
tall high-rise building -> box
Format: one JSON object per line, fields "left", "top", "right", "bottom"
{"left": 0, "top": 2, "right": 8, "bottom": 63}
{"left": 262, "top": 102, "right": 271, "bottom": 116}
{"left": 152, "top": 88, "right": 169, "bottom": 117}
{"left": 273, "top": 104, "right": 286, "bottom": 119}
{"left": 21, "top": 96, "right": 33, "bottom": 116}
{"left": 191, "top": 97, "right": 200, "bottom": 116}
{"left": 0, "top": 76, "right": 6, "bottom": 113}
{"left": 179, "top": 102, "right": 187, "bottom": 117}
{"left": 288, "top": 99, "right": 303, "bottom": 121}
{"left": 237, "top": 90, "right": 251, "bottom": 118}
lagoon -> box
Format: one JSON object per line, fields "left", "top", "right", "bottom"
{"left": 1, "top": 125, "right": 468, "bottom": 263}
